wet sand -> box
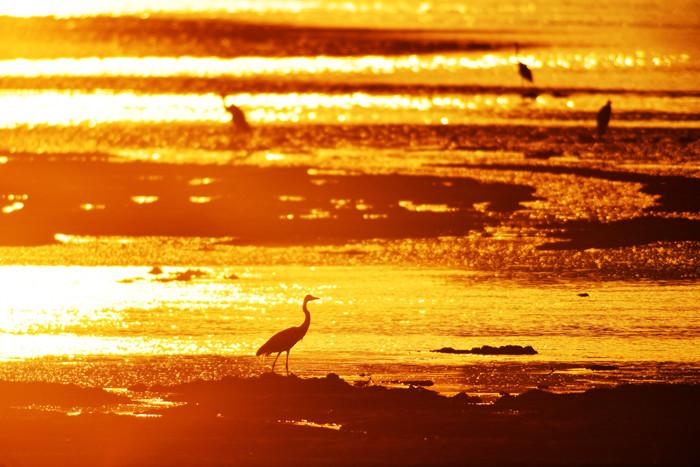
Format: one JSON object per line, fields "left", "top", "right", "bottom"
{"left": 2, "top": 123, "right": 699, "bottom": 250}
{"left": 1, "top": 5, "right": 698, "bottom": 465}
{"left": 1, "top": 376, "right": 698, "bottom": 466}
{"left": 0, "top": 152, "right": 536, "bottom": 245}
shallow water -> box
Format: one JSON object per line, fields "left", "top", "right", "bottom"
{"left": 3, "top": 264, "right": 698, "bottom": 363}
{"left": 0, "top": 0, "right": 699, "bottom": 406}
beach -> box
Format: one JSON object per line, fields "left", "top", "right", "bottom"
{"left": 2, "top": 375, "right": 699, "bottom": 465}
{"left": 1, "top": 1, "right": 699, "bottom": 465}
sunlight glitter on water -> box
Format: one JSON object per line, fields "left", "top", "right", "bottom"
{"left": 0, "top": 0, "right": 317, "bottom": 18}
{"left": 1, "top": 265, "right": 699, "bottom": 365}
{"left": 0, "top": 90, "right": 698, "bottom": 128}
{"left": 2, "top": 0, "right": 698, "bottom": 36}
{"left": 0, "top": 53, "right": 690, "bottom": 78}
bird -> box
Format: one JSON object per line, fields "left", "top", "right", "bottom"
{"left": 221, "top": 95, "right": 251, "bottom": 134}
{"left": 518, "top": 61, "right": 533, "bottom": 84}
{"left": 596, "top": 99, "right": 612, "bottom": 138}
{"left": 256, "top": 294, "right": 319, "bottom": 375}
{"left": 515, "top": 43, "right": 534, "bottom": 85}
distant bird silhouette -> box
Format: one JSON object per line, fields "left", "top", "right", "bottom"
{"left": 515, "top": 44, "right": 534, "bottom": 85}
{"left": 221, "top": 95, "right": 251, "bottom": 134}
{"left": 597, "top": 100, "right": 612, "bottom": 138}
{"left": 256, "top": 294, "right": 319, "bottom": 375}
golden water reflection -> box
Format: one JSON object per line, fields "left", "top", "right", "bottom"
{"left": 0, "top": 53, "right": 689, "bottom": 79}
{"left": 0, "top": 0, "right": 317, "bottom": 18}
{"left": 1, "top": 265, "right": 699, "bottom": 364}
{"left": 0, "top": 90, "right": 697, "bottom": 127}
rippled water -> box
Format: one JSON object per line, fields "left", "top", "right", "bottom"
{"left": 1, "top": 264, "right": 699, "bottom": 396}
{"left": 0, "top": 0, "right": 699, "bottom": 400}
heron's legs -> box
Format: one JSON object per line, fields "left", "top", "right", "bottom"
{"left": 271, "top": 352, "right": 281, "bottom": 373}
{"left": 285, "top": 350, "right": 290, "bottom": 376}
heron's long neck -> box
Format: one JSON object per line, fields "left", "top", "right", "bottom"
{"left": 300, "top": 301, "right": 311, "bottom": 332}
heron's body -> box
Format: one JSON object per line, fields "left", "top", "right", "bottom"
{"left": 256, "top": 294, "right": 318, "bottom": 375}
{"left": 225, "top": 104, "right": 251, "bottom": 133}
{"left": 518, "top": 62, "right": 533, "bottom": 83}
{"left": 514, "top": 44, "right": 534, "bottom": 85}
{"left": 597, "top": 100, "right": 612, "bottom": 138}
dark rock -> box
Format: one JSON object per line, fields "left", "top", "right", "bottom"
{"left": 584, "top": 364, "right": 618, "bottom": 371}
{"left": 156, "top": 268, "right": 207, "bottom": 282}
{"left": 431, "top": 345, "right": 538, "bottom": 355}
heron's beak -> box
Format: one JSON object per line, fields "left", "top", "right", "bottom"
{"left": 309, "top": 295, "right": 319, "bottom": 301}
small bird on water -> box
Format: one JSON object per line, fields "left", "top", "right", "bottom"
{"left": 256, "top": 294, "right": 319, "bottom": 375}
{"left": 515, "top": 43, "right": 534, "bottom": 85}
{"left": 220, "top": 95, "right": 251, "bottom": 134}
{"left": 597, "top": 99, "right": 612, "bottom": 138}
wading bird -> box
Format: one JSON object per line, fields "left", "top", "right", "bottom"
{"left": 515, "top": 43, "right": 533, "bottom": 85}
{"left": 597, "top": 99, "right": 612, "bottom": 138}
{"left": 221, "top": 95, "right": 251, "bottom": 134}
{"left": 256, "top": 294, "right": 319, "bottom": 375}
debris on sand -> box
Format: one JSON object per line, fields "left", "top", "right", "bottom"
{"left": 388, "top": 379, "right": 434, "bottom": 387}
{"left": 156, "top": 269, "right": 207, "bottom": 282}
{"left": 584, "top": 364, "right": 618, "bottom": 371}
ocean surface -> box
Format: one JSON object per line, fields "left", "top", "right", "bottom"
{"left": 0, "top": 0, "right": 699, "bottom": 408}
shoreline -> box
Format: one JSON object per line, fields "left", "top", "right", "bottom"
{"left": 1, "top": 375, "right": 698, "bottom": 465}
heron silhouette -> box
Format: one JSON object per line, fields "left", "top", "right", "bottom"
{"left": 256, "top": 294, "right": 319, "bottom": 375}
{"left": 220, "top": 95, "right": 251, "bottom": 134}
{"left": 597, "top": 99, "right": 612, "bottom": 139}
{"left": 515, "top": 44, "right": 533, "bottom": 85}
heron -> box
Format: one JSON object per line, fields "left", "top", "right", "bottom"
{"left": 256, "top": 294, "right": 319, "bottom": 375}
{"left": 515, "top": 44, "right": 534, "bottom": 85}
{"left": 221, "top": 95, "right": 251, "bottom": 134}
{"left": 597, "top": 99, "right": 612, "bottom": 138}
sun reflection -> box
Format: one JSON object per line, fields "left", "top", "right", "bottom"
{"left": 0, "top": 88, "right": 698, "bottom": 128}
{"left": 0, "top": 265, "right": 306, "bottom": 360}
{"left": 399, "top": 200, "right": 458, "bottom": 213}
{"left": 131, "top": 195, "right": 159, "bottom": 205}
{"left": 79, "top": 203, "right": 106, "bottom": 211}
{"left": 279, "top": 195, "right": 305, "bottom": 202}
{"left": 0, "top": 51, "right": 686, "bottom": 82}
{"left": 264, "top": 152, "right": 286, "bottom": 161}
{"left": 2, "top": 201, "right": 25, "bottom": 214}
{"left": 0, "top": 0, "right": 317, "bottom": 18}
{"left": 300, "top": 209, "right": 333, "bottom": 219}
{"left": 188, "top": 177, "right": 217, "bottom": 186}
{"left": 279, "top": 419, "right": 342, "bottom": 431}
{"left": 189, "top": 196, "right": 214, "bottom": 204}
{"left": 2, "top": 194, "right": 29, "bottom": 214}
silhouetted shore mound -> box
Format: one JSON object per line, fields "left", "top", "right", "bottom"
{"left": 0, "top": 381, "right": 128, "bottom": 408}
{"left": 432, "top": 345, "right": 538, "bottom": 355}
{"left": 1, "top": 377, "right": 698, "bottom": 465}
